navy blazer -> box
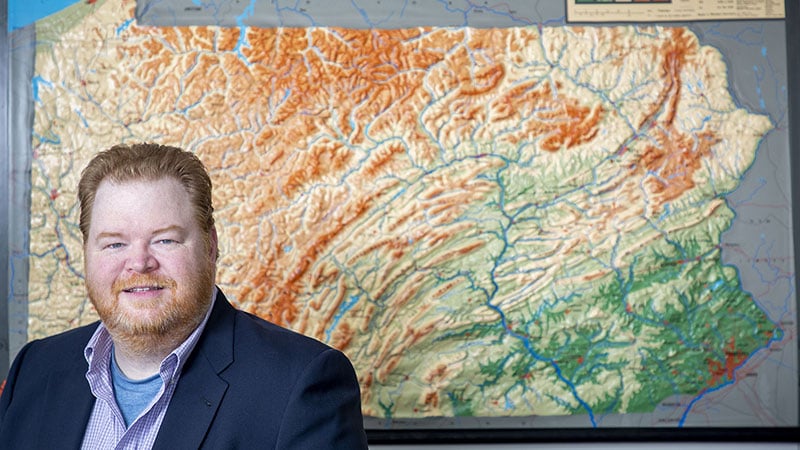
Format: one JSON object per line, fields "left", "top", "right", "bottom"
{"left": 0, "top": 289, "right": 369, "bottom": 449}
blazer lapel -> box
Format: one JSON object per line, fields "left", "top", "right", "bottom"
{"left": 153, "top": 290, "right": 235, "bottom": 450}
{"left": 38, "top": 363, "right": 95, "bottom": 448}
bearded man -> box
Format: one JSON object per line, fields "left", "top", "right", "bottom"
{"left": 0, "top": 143, "right": 368, "bottom": 449}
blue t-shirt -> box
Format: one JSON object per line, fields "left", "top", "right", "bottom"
{"left": 111, "top": 351, "right": 164, "bottom": 428}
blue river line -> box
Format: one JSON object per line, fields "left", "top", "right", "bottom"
{"left": 325, "top": 293, "right": 362, "bottom": 342}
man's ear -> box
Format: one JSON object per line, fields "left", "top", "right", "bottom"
{"left": 209, "top": 226, "right": 219, "bottom": 263}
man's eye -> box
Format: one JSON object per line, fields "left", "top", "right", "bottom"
{"left": 157, "top": 239, "right": 177, "bottom": 245}
{"left": 105, "top": 243, "right": 124, "bottom": 250}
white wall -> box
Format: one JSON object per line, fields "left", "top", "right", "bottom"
{"left": 370, "top": 443, "right": 799, "bottom": 450}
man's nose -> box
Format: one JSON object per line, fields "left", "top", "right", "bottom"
{"left": 127, "top": 244, "right": 158, "bottom": 273}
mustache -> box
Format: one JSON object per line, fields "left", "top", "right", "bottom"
{"left": 112, "top": 274, "right": 177, "bottom": 295}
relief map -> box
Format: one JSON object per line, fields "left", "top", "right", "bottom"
{"left": 7, "top": 0, "right": 797, "bottom": 429}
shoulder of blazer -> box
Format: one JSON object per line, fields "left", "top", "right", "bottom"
{"left": 197, "top": 290, "right": 335, "bottom": 373}
{"left": 13, "top": 321, "right": 100, "bottom": 371}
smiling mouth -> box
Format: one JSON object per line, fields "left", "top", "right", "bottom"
{"left": 122, "top": 286, "right": 165, "bottom": 293}
{"left": 113, "top": 275, "right": 177, "bottom": 295}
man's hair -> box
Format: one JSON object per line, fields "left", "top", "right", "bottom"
{"left": 78, "top": 143, "right": 215, "bottom": 243}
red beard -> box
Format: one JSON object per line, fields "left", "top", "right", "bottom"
{"left": 87, "top": 262, "right": 215, "bottom": 353}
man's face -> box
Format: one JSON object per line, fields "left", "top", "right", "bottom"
{"left": 84, "top": 177, "right": 217, "bottom": 347}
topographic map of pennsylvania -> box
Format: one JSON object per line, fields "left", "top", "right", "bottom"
{"left": 26, "top": 0, "right": 782, "bottom": 424}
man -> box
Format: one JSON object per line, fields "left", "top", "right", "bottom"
{"left": 0, "top": 143, "right": 369, "bottom": 449}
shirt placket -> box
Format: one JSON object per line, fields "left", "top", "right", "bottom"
{"left": 113, "top": 355, "right": 179, "bottom": 450}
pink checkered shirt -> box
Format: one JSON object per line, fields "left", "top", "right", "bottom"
{"left": 80, "top": 289, "right": 216, "bottom": 450}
